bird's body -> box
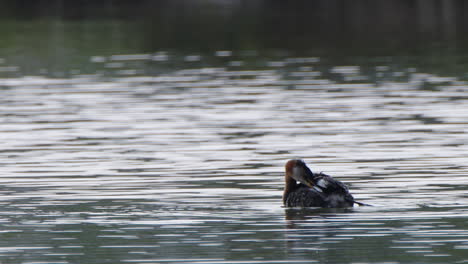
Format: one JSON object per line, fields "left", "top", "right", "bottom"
{"left": 283, "top": 159, "right": 365, "bottom": 208}
{"left": 283, "top": 183, "right": 326, "bottom": 207}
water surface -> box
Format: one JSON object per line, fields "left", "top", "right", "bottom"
{"left": 1, "top": 52, "right": 468, "bottom": 264}
{"left": 1, "top": 2, "right": 468, "bottom": 263}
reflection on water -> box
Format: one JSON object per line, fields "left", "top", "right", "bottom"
{"left": 1, "top": 1, "right": 468, "bottom": 263}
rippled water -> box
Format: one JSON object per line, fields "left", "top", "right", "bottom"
{"left": 1, "top": 52, "right": 468, "bottom": 264}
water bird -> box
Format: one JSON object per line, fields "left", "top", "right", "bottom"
{"left": 283, "top": 159, "right": 368, "bottom": 208}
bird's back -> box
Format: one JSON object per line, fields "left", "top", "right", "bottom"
{"left": 311, "top": 172, "right": 355, "bottom": 207}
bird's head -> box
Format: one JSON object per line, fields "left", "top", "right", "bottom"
{"left": 285, "top": 159, "right": 315, "bottom": 187}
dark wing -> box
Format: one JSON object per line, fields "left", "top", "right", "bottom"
{"left": 312, "top": 173, "right": 355, "bottom": 207}
{"left": 312, "top": 173, "right": 350, "bottom": 194}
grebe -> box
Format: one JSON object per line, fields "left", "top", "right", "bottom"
{"left": 283, "top": 159, "right": 366, "bottom": 208}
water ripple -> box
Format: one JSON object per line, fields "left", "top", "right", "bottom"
{"left": 1, "top": 53, "right": 468, "bottom": 263}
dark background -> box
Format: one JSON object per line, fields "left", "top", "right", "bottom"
{"left": 1, "top": 0, "right": 466, "bottom": 54}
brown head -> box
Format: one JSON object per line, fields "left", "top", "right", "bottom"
{"left": 284, "top": 159, "right": 315, "bottom": 187}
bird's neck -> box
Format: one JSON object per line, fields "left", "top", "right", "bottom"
{"left": 283, "top": 175, "right": 297, "bottom": 204}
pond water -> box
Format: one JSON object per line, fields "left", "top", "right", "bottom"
{"left": 1, "top": 1, "right": 468, "bottom": 264}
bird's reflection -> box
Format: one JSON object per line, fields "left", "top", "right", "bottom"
{"left": 284, "top": 207, "right": 354, "bottom": 223}
{"left": 283, "top": 207, "right": 356, "bottom": 259}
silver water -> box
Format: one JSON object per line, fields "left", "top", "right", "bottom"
{"left": 1, "top": 53, "right": 468, "bottom": 264}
